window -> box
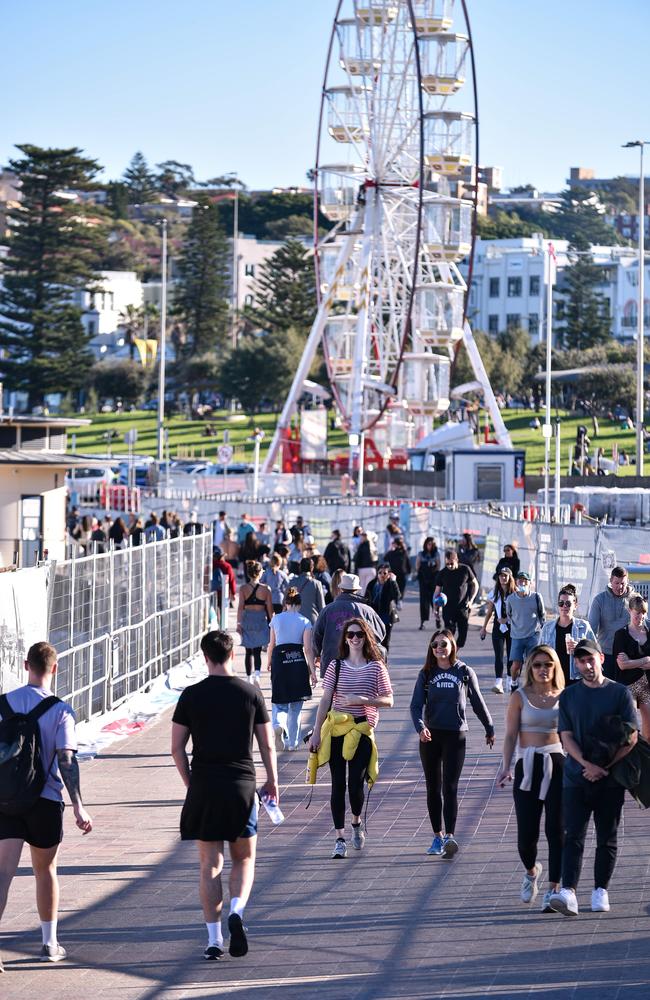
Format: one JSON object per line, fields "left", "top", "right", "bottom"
{"left": 87, "top": 320, "right": 96, "bottom": 336}
{"left": 528, "top": 313, "right": 539, "bottom": 335}
{"left": 488, "top": 315, "right": 499, "bottom": 334}
{"left": 475, "top": 464, "right": 503, "bottom": 501}
{"left": 489, "top": 277, "right": 500, "bottom": 298}
{"left": 244, "top": 263, "right": 255, "bottom": 277}
{"left": 507, "top": 277, "right": 522, "bottom": 297}
{"left": 244, "top": 294, "right": 254, "bottom": 307}
{"left": 506, "top": 313, "right": 521, "bottom": 329}
{"left": 529, "top": 275, "right": 540, "bottom": 296}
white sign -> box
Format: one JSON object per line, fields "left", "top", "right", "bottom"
{"left": 218, "top": 444, "right": 234, "bottom": 465}
{"left": 124, "top": 428, "right": 138, "bottom": 445}
{"left": 0, "top": 567, "right": 48, "bottom": 693}
{"left": 301, "top": 409, "right": 328, "bottom": 461}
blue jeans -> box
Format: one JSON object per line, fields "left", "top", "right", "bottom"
{"left": 510, "top": 633, "right": 540, "bottom": 665}
{"left": 272, "top": 701, "right": 303, "bottom": 749}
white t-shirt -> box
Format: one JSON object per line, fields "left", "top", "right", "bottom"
{"left": 487, "top": 589, "right": 508, "bottom": 633}
{"left": 3, "top": 684, "right": 77, "bottom": 802}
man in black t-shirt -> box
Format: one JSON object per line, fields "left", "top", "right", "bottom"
{"left": 171, "top": 630, "right": 277, "bottom": 961}
{"left": 433, "top": 550, "right": 479, "bottom": 648}
{"left": 550, "top": 638, "right": 637, "bottom": 918}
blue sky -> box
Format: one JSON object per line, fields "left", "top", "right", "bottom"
{"left": 3, "top": 0, "right": 649, "bottom": 193}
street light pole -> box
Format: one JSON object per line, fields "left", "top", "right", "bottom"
{"left": 623, "top": 140, "right": 649, "bottom": 474}
{"left": 157, "top": 218, "right": 168, "bottom": 464}
{"left": 543, "top": 240, "right": 556, "bottom": 517}
{"left": 232, "top": 185, "right": 239, "bottom": 350}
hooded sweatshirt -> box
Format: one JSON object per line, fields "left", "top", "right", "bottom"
{"left": 588, "top": 584, "right": 635, "bottom": 654}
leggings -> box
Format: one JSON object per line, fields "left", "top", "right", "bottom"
{"left": 513, "top": 754, "right": 564, "bottom": 883}
{"left": 419, "top": 730, "right": 466, "bottom": 834}
{"left": 491, "top": 627, "right": 512, "bottom": 679}
{"left": 419, "top": 580, "right": 436, "bottom": 624}
{"left": 244, "top": 647, "right": 262, "bottom": 676}
{"left": 328, "top": 731, "right": 373, "bottom": 830}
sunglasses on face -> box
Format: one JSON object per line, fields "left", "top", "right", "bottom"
{"left": 346, "top": 631, "right": 364, "bottom": 639}
{"left": 558, "top": 600, "right": 573, "bottom": 607}
{"left": 431, "top": 641, "right": 449, "bottom": 649}
{"left": 532, "top": 661, "right": 553, "bottom": 669}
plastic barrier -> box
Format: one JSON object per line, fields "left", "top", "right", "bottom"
{"left": 99, "top": 483, "right": 141, "bottom": 512}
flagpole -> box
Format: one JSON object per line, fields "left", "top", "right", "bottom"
{"left": 543, "top": 240, "right": 556, "bottom": 518}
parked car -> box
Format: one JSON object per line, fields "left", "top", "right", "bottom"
{"left": 65, "top": 465, "right": 118, "bottom": 500}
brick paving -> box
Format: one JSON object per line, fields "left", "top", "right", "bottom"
{"left": 2, "top": 590, "right": 650, "bottom": 999}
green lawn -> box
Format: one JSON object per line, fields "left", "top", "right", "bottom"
{"left": 70, "top": 408, "right": 638, "bottom": 476}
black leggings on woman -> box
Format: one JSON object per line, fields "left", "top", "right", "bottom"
{"left": 492, "top": 627, "right": 512, "bottom": 679}
{"left": 244, "top": 647, "right": 262, "bottom": 676}
{"left": 328, "top": 731, "right": 372, "bottom": 830}
{"left": 513, "top": 753, "right": 564, "bottom": 883}
{"left": 419, "top": 729, "right": 466, "bottom": 834}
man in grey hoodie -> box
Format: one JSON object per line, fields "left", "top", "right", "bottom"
{"left": 291, "top": 558, "right": 326, "bottom": 625}
{"left": 588, "top": 566, "right": 635, "bottom": 680}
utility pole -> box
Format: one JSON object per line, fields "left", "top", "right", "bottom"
{"left": 542, "top": 239, "right": 556, "bottom": 516}
{"left": 623, "top": 140, "right": 649, "bottom": 474}
{"left": 157, "top": 218, "right": 168, "bottom": 463}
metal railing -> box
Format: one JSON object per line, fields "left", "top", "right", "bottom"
{"left": 48, "top": 528, "right": 213, "bottom": 723}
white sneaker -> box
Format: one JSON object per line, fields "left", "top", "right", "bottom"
{"left": 492, "top": 678, "right": 504, "bottom": 694}
{"left": 541, "top": 889, "right": 555, "bottom": 913}
{"left": 591, "top": 888, "right": 610, "bottom": 912}
{"left": 520, "top": 862, "right": 542, "bottom": 903}
{"left": 273, "top": 725, "right": 285, "bottom": 752}
{"left": 549, "top": 887, "right": 579, "bottom": 916}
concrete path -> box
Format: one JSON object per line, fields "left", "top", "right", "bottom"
{"left": 2, "top": 590, "right": 650, "bottom": 999}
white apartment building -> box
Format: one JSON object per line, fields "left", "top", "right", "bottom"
{"left": 74, "top": 270, "right": 143, "bottom": 357}
{"left": 229, "top": 234, "right": 287, "bottom": 311}
{"left": 465, "top": 237, "right": 649, "bottom": 345}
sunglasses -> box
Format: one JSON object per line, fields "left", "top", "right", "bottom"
{"left": 346, "top": 630, "right": 364, "bottom": 639}
{"left": 431, "top": 641, "right": 450, "bottom": 649}
{"left": 531, "top": 661, "right": 553, "bottom": 669}
{"left": 558, "top": 600, "right": 573, "bottom": 607}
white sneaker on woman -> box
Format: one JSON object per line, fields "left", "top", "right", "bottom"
{"left": 492, "top": 678, "right": 504, "bottom": 694}
{"left": 591, "top": 888, "right": 610, "bottom": 912}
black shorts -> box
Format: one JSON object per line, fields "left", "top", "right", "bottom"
{"left": 0, "top": 798, "right": 65, "bottom": 849}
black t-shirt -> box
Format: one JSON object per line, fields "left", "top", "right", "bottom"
{"left": 612, "top": 626, "right": 650, "bottom": 686}
{"left": 558, "top": 678, "right": 636, "bottom": 787}
{"left": 435, "top": 566, "right": 474, "bottom": 609}
{"left": 172, "top": 674, "right": 269, "bottom": 779}
{"left": 555, "top": 622, "right": 572, "bottom": 686}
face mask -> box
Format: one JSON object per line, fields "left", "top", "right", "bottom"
{"left": 516, "top": 584, "right": 528, "bottom": 594}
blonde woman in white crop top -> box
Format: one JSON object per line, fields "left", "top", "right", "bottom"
{"left": 496, "top": 644, "right": 565, "bottom": 912}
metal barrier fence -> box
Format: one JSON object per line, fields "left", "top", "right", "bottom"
{"left": 47, "top": 529, "right": 213, "bottom": 723}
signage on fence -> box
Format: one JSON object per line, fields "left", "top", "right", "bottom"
{"left": 0, "top": 566, "right": 48, "bottom": 694}
{"left": 218, "top": 444, "right": 234, "bottom": 465}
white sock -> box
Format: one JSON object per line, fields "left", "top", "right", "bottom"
{"left": 229, "top": 897, "right": 245, "bottom": 918}
{"left": 41, "top": 919, "right": 57, "bottom": 948}
{"left": 205, "top": 921, "right": 223, "bottom": 947}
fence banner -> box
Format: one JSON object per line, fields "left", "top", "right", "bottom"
{"left": 0, "top": 566, "right": 48, "bottom": 693}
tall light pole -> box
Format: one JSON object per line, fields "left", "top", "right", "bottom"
{"left": 542, "top": 239, "right": 556, "bottom": 515}
{"left": 623, "top": 140, "right": 649, "bottom": 474}
{"left": 157, "top": 218, "right": 168, "bottom": 463}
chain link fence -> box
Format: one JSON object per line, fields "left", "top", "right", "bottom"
{"left": 47, "top": 529, "right": 213, "bottom": 722}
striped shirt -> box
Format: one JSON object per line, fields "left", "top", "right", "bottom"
{"left": 322, "top": 659, "right": 392, "bottom": 729}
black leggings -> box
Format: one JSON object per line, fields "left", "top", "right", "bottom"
{"left": 491, "top": 627, "right": 512, "bottom": 679}
{"left": 244, "top": 647, "right": 262, "bottom": 676}
{"left": 419, "top": 580, "right": 435, "bottom": 624}
{"left": 419, "top": 730, "right": 466, "bottom": 834}
{"left": 328, "top": 731, "right": 372, "bottom": 830}
{"left": 513, "top": 753, "right": 564, "bottom": 883}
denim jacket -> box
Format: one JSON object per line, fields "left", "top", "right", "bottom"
{"left": 539, "top": 616, "right": 596, "bottom": 680}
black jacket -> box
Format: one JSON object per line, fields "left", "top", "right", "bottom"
{"left": 364, "top": 577, "right": 400, "bottom": 626}
{"left": 354, "top": 539, "right": 377, "bottom": 571}
{"left": 324, "top": 539, "right": 351, "bottom": 573}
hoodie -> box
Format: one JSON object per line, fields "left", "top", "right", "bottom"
{"left": 588, "top": 585, "right": 635, "bottom": 654}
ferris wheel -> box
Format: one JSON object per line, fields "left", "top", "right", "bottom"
{"left": 263, "top": 0, "right": 511, "bottom": 476}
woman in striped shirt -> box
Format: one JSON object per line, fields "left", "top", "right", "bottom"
{"left": 309, "top": 618, "right": 393, "bottom": 858}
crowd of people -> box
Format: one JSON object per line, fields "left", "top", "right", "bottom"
{"left": 66, "top": 506, "right": 205, "bottom": 554}
{"left": 3, "top": 509, "right": 648, "bottom": 970}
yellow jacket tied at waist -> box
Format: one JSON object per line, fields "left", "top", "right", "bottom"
{"left": 307, "top": 710, "right": 379, "bottom": 788}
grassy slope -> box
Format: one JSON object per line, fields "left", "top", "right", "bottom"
{"left": 70, "top": 408, "right": 638, "bottom": 476}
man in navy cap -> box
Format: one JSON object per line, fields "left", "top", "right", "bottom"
{"left": 506, "top": 570, "right": 545, "bottom": 690}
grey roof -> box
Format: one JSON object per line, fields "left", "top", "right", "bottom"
{"left": 0, "top": 415, "right": 91, "bottom": 428}
{"left": 0, "top": 449, "right": 94, "bottom": 466}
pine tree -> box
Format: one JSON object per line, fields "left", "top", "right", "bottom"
{"left": 558, "top": 248, "right": 611, "bottom": 350}
{"left": 174, "top": 195, "right": 230, "bottom": 355}
{"left": 0, "top": 145, "right": 110, "bottom": 407}
{"left": 122, "top": 151, "right": 156, "bottom": 204}
{"left": 248, "top": 238, "right": 316, "bottom": 334}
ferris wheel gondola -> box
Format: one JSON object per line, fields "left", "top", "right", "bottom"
{"left": 263, "top": 0, "right": 511, "bottom": 477}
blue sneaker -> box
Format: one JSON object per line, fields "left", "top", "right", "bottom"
{"left": 442, "top": 834, "right": 459, "bottom": 859}
{"left": 427, "top": 835, "right": 444, "bottom": 855}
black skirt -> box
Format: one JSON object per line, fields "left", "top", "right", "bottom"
{"left": 180, "top": 769, "right": 256, "bottom": 843}
{"left": 271, "top": 643, "right": 312, "bottom": 704}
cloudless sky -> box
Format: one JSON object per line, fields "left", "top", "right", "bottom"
{"left": 3, "top": 1, "right": 649, "bottom": 192}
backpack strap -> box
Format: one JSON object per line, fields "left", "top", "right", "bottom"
{"left": 0, "top": 693, "right": 14, "bottom": 719}
{"left": 328, "top": 658, "right": 343, "bottom": 711}
{"left": 535, "top": 593, "right": 544, "bottom": 622}
{"left": 27, "top": 695, "right": 61, "bottom": 721}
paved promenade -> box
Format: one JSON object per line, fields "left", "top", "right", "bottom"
{"left": 2, "top": 591, "right": 650, "bottom": 999}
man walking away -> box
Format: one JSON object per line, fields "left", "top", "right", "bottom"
{"left": 550, "top": 639, "right": 637, "bottom": 917}
{"left": 588, "top": 566, "right": 635, "bottom": 680}
{"left": 433, "top": 550, "right": 478, "bottom": 649}
{"left": 313, "top": 573, "right": 386, "bottom": 678}
{"left": 292, "top": 558, "right": 326, "bottom": 625}
{"left": 171, "top": 630, "right": 278, "bottom": 960}
{"left": 0, "top": 642, "right": 93, "bottom": 971}
{"left": 323, "top": 529, "right": 351, "bottom": 575}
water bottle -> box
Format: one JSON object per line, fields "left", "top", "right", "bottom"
{"left": 259, "top": 793, "right": 285, "bottom": 825}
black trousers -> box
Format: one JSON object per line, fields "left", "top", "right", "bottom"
{"left": 419, "top": 730, "right": 466, "bottom": 834}
{"left": 328, "top": 732, "right": 373, "bottom": 830}
{"left": 442, "top": 605, "right": 469, "bottom": 648}
{"left": 513, "top": 754, "right": 564, "bottom": 883}
{"left": 491, "top": 627, "right": 512, "bottom": 679}
{"left": 561, "top": 782, "right": 625, "bottom": 890}
{"left": 244, "top": 648, "right": 262, "bottom": 675}
{"left": 418, "top": 580, "right": 436, "bottom": 624}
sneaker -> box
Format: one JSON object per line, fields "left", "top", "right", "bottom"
{"left": 549, "top": 888, "right": 579, "bottom": 916}
{"left": 492, "top": 678, "right": 504, "bottom": 694}
{"left": 351, "top": 824, "right": 365, "bottom": 850}
{"left": 332, "top": 837, "right": 347, "bottom": 859}
{"left": 521, "top": 862, "right": 543, "bottom": 903}
{"left": 541, "top": 889, "right": 555, "bottom": 913}
{"left": 40, "top": 944, "right": 67, "bottom": 963}
{"left": 204, "top": 945, "right": 224, "bottom": 961}
{"left": 426, "top": 834, "right": 445, "bottom": 856}
{"left": 274, "top": 725, "right": 285, "bottom": 752}
{"left": 441, "top": 834, "right": 458, "bottom": 859}
{"left": 591, "top": 888, "right": 610, "bottom": 912}
{"left": 228, "top": 913, "right": 248, "bottom": 958}
{"left": 0, "top": 953, "right": 3, "bottom": 973}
